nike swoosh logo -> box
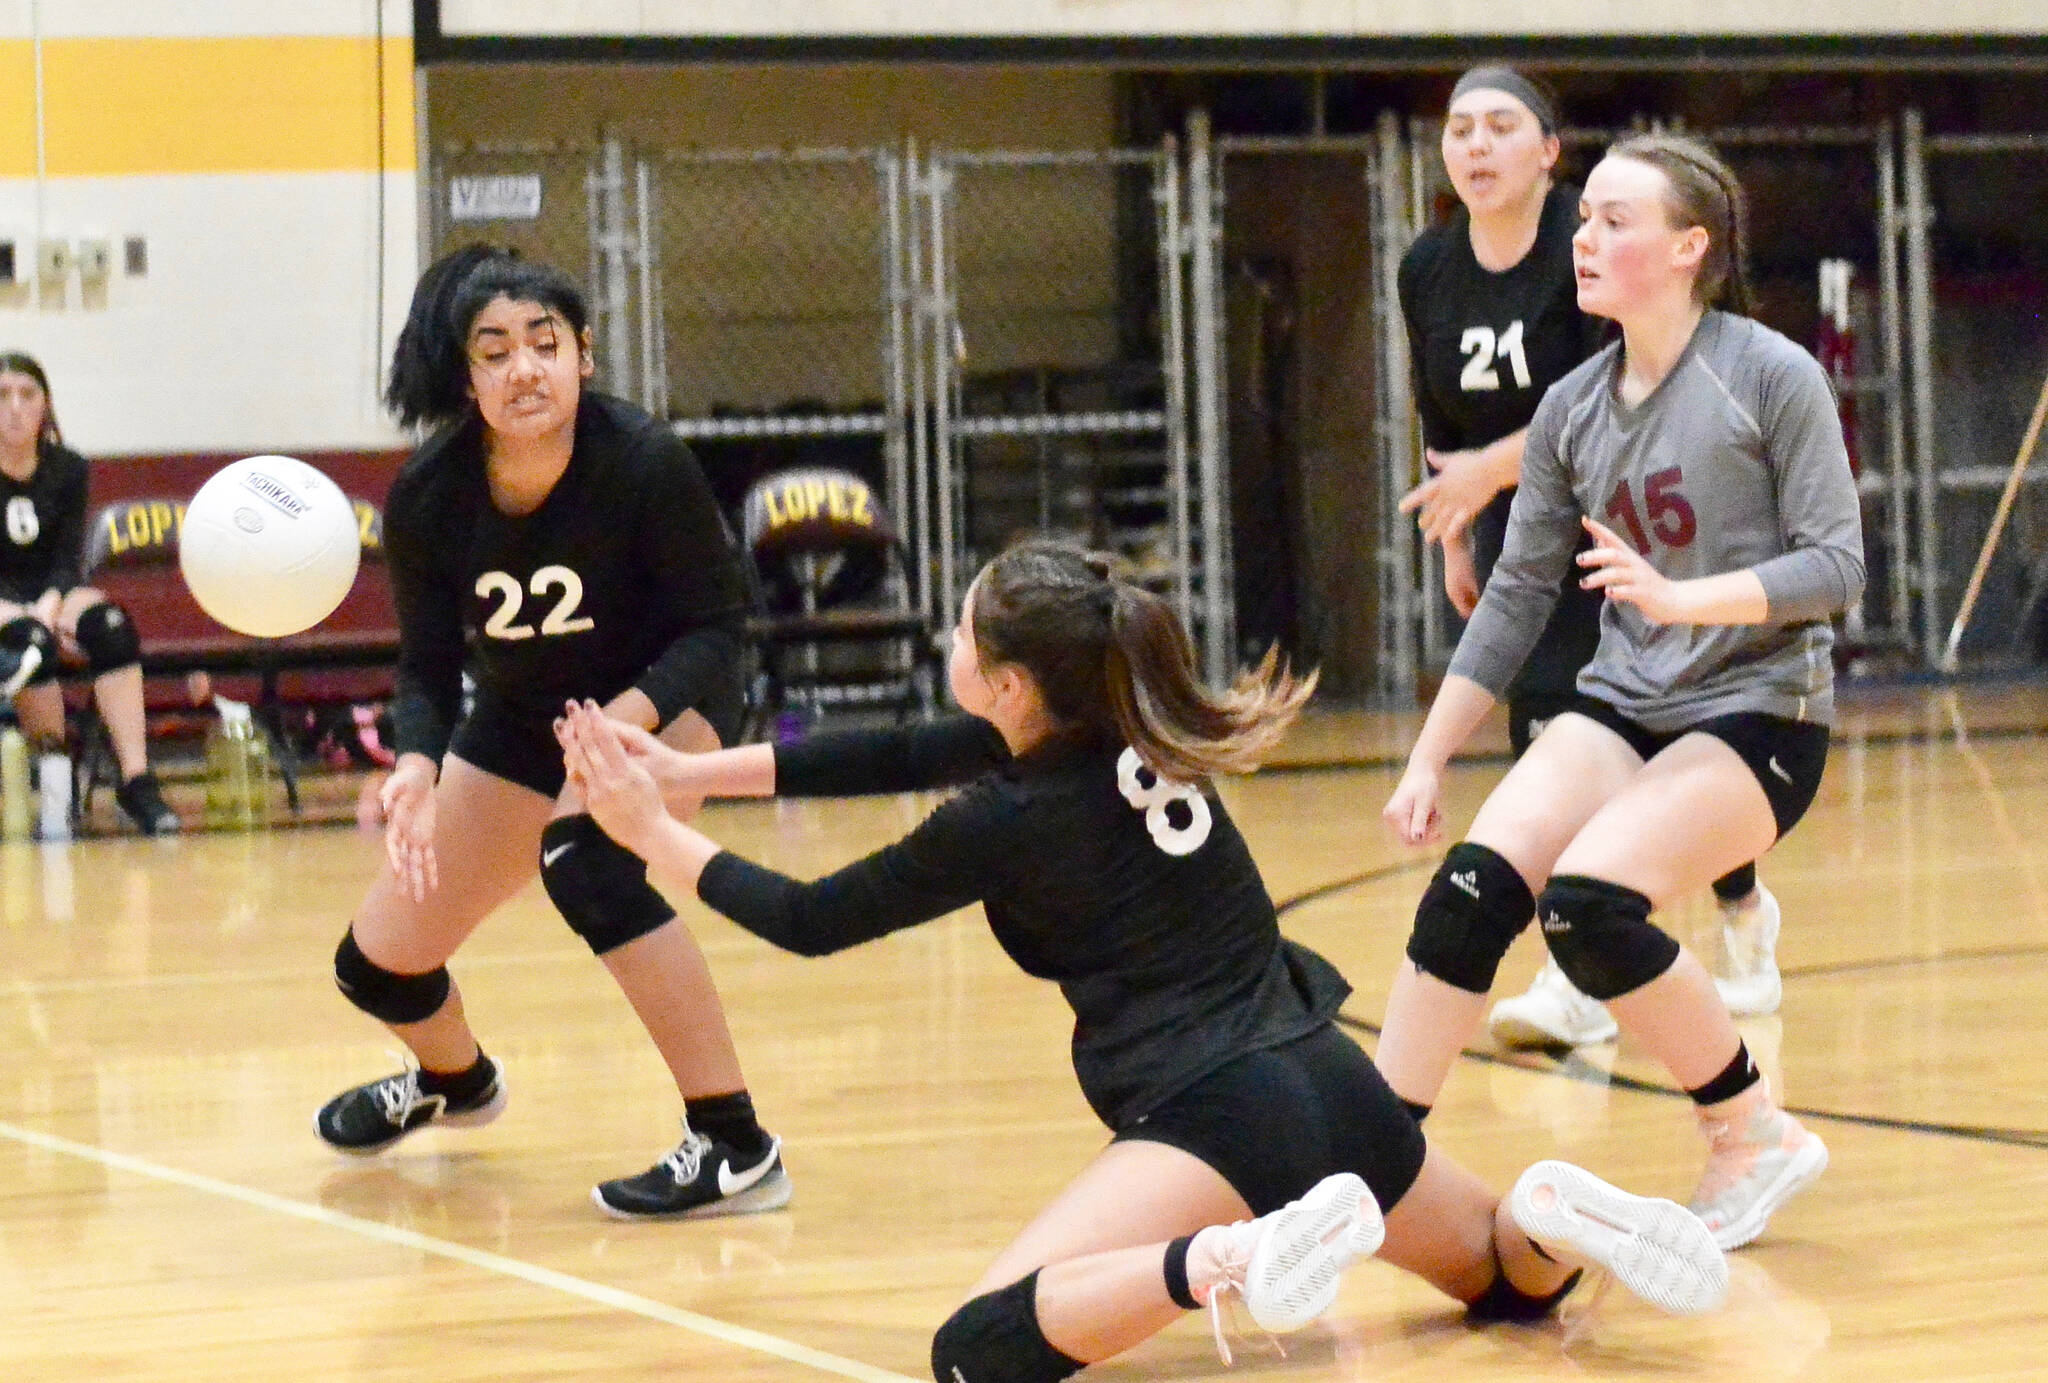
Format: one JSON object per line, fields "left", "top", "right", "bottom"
{"left": 717, "top": 1145, "right": 778, "bottom": 1197}
{"left": 1768, "top": 756, "right": 1793, "bottom": 784}
{"left": 541, "top": 842, "right": 574, "bottom": 867}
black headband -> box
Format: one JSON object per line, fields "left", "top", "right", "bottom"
{"left": 1449, "top": 67, "right": 1558, "bottom": 136}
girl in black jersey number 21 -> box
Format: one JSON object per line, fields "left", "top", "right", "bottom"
{"left": 1383, "top": 135, "right": 1860, "bottom": 1252}
{"left": 314, "top": 246, "right": 786, "bottom": 1221}
{"left": 1396, "top": 68, "right": 1786, "bottom": 1058}
{"left": 559, "top": 541, "right": 1727, "bottom": 1383}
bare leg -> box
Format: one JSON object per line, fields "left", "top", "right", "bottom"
{"left": 566, "top": 707, "right": 750, "bottom": 1098}
{"left": 968, "top": 1139, "right": 1250, "bottom": 1363}
{"left": 1376, "top": 715, "right": 1641, "bottom": 1107}
{"left": 92, "top": 665, "right": 149, "bottom": 779}
{"left": 349, "top": 755, "right": 554, "bottom": 1070}
{"left": 57, "top": 592, "right": 151, "bottom": 779}
{"left": 11, "top": 680, "right": 64, "bottom": 747}
{"left": 1550, "top": 734, "right": 1779, "bottom": 1092}
{"left": 1379, "top": 1143, "right": 1571, "bottom": 1302}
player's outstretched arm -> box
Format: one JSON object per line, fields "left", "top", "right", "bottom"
{"left": 1383, "top": 675, "right": 1496, "bottom": 847}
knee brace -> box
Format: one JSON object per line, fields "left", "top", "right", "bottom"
{"left": 930, "top": 1272, "right": 1082, "bottom": 1383}
{"left": 0, "top": 616, "right": 59, "bottom": 688}
{"left": 1405, "top": 842, "right": 1536, "bottom": 994}
{"left": 334, "top": 928, "right": 450, "bottom": 1024}
{"left": 72, "top": 601, "right": 141, "bottom": 674}
{"left": 539, "top": 814, "right": 677, "bottom": 956}
{"left": 1536, "top": 875, "right": 1679, "bottom": 1001}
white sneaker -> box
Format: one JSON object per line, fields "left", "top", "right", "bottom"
{"left": 1509, "top": 1160, "right": 1729, "bottom": 1316}
{"left": 1185, "top": 1172, "right": 1383, "bottom": 1359}
{"left": 1688, "top": 1087, "right": 1828, "bottom": 1251}
{"left": 1489, "top": 960, "right": 1619, "bottom": 1048}
{"left": 1714, "top": 883, "right": 1783, "bottom": 1017}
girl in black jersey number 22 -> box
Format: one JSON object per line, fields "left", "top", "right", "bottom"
{"left": 1396, "top": 68, "right": 1785, "bottom": 1058}
{"left": 1384, "top": 135, "right": 1860, "bottom": 1252}
{"left": 559, "top": 541, "right": 1727, "bottom": 1383}
{"left": 314, "top": 246, "right": 786, "bottom": 1221}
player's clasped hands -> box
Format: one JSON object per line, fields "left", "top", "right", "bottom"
{"left": 378, "top": 756, "right": 440, "bottom": 902}
{"left": 556, "top": 700, "right": 673, "bottom": 855}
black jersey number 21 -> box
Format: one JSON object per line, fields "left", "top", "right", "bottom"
{"left": 1459, "top": 321, "right": 1532, "bottom": 392}
{"left": 475, "top": 566, "right": 596, "bottom": 641}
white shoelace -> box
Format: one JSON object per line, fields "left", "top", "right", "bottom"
{"left": 1202, "top": 1278, "right": 1285, "bottom": 1367}
{"left": 660, "top": 1131, "right": 713, "bottom": 1185}
{"left": 372, "top": 1071, "right": 427, "bottom": 1126}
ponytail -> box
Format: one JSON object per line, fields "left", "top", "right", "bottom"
{"left": 385, "top": 243, "right": 594, "bottom": 430}
{"left": 971, "top": 539, "right": 1316, "bottom": 782}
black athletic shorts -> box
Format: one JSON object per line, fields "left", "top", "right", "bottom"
{"left": 0, "top": 577, "right": 51, "bottom": 607}
{"left": 1111, "top": 1023, "right": 1427, "bottom": 1217}
{"left": 1508, "top": 688, "right": 1583, "bottom": 758}
{"left": 448, "top": 665, "right": 749, "bottom": 798}
{"left": 1559, "top": 693, "right": 1830, "bottom": 838}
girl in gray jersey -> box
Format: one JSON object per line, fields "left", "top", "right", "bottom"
{"left": 1379, "top": 134, "right": 1860, "bottom": 1253}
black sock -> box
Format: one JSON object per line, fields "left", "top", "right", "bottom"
{"left": 1401, "top": 1098, "right": 1432, "bottom": 1124}
{"left": 1162, "top": 1235, "right": 1200, "bottom": 1309}
{"left": 1466, "top": 1267, "right": 1584, "bottom": 1322}
{"left": 417, "top": 1052, "right": 496, "bottom": 1105}
{"left": 686, "top": 1090, "right": 772, "bottom": 1159}
{"left": 1686, "top": 1041, "right": 1762, "bottom": 1107}
{"left": 1711, "top": 862, "right": 1757, "bottom": 905}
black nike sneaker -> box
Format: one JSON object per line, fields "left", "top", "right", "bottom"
{"left": 114, "top": 771, "right": 182, "bottom": 835}
{"left": 593, "top": 1127, "right": 791, "bottom": 1220}
{"left": 315, "top": 1060, "right": 507, "bottom": 1154}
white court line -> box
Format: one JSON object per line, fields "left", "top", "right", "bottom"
{"left": 0, "top": 1118, "right": 920, "bottom": 1383}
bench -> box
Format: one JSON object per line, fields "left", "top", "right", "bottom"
{"left": 74, "top": 494, "right": 400, "bottom": 813}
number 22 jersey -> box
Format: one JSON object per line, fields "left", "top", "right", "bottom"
{"left": 383, "top": 391, "right": 754, "bottom": 759}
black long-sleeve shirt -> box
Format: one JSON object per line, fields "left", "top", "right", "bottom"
{"left": 1398, "top": 183, "right": 1607, "bottom": 697}
{"left": 384, "top": 392, "right": 753, "bottom": 760}
{"left": 696, "top": 717, "right": 1352, "bottom": 1129}
{"left": 0, "top": 443, "right": 88, "bottom": 601}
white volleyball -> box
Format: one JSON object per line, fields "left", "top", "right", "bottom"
{"left": 178, "top": 455, "right": 362, "bottom": 637}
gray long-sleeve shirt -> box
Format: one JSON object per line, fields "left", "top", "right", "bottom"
{"left": 1448, "top": 311, "right": 1865, "bottom": 731}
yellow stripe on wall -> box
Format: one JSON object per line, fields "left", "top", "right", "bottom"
{"left": 1, "top": 35, "right": 414, "bottom": 179}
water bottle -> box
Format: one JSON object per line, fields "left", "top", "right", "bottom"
{"left": 37, "top": 752, "right": 72, "bottom": 843}
{"left": 0, "top": 728, "right": 28, "bottom": 842}
{"left": 205, "top": 698, "right": 265, "bottom": 830}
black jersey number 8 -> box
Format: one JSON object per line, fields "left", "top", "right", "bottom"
{"left": 1458, "top": 321, "right": 1532, "bottom": 392}
{"left": 475, "top": 565, "right": 597, "bottom": 641}
{"left": 1116, "top": 748, "right": 1212, "bottom": 856}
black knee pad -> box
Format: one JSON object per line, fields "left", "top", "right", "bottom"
{"left": 930, "top": 1272, "right": 1082, "bottom": 1383}
{"left": 0, "top": 616, "right": 59, "bottom": 687}
{"left": 334, "top": 928, "right": 450, "bottom": 1024}
{"left": 1536, "top": 875, "right": 1679, "bottom": 1000}
{"left": 72, "top": 601, "right": 141, "bottom": 673}
{"left": 1406, "top": 842, "right": 1536, "bottom": 993}
{"left": 1466, "top": 1266, "right": 1583, "bottom": 1323}
{"left": 539, "top": 815, "right": 677, "bottom": 956}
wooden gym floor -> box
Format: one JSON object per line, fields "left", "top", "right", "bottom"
{"left": 4, "top": 681, "right": 2046, "bottom": 1380}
